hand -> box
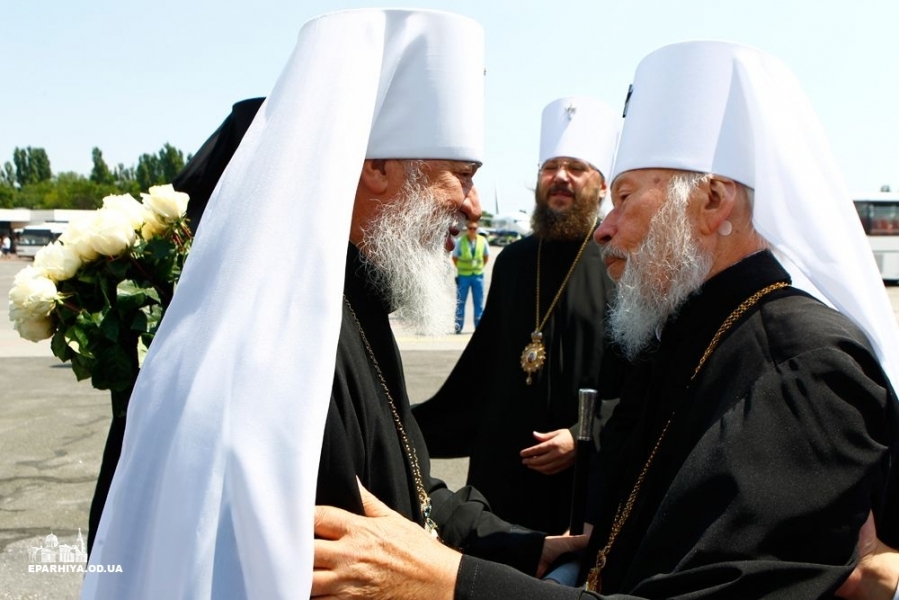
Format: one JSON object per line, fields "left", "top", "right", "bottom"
{"left": 520, "top": 429, "right": 576, "bottom": 475}
{"left": 537, "top": 530, "right": 591, "bottom": 578}
{"left": 835, "top": 511, "right": 899, "bottom": 600}
{"left": 313, "top": 480, "right": 461, "bottom": 600}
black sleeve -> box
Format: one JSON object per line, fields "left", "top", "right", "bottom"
{"left": 455, "top": 556, "right": 604, "bottom": 600}
{"left": 428, "top": 483, "right": 546, "bottom": 574}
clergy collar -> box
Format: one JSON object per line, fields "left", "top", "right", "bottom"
{"left": 650, "top": 250, "right": 792, "bottom": 371}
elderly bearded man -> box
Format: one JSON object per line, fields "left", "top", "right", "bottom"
{"left": 82, "top": 10, "right": 579, "bottom": 600}
{"left": 311, "top": 41, "right": 899, "bottom": 600}
{"left": 414, "top": 96, "right": 620, "bottom": 535}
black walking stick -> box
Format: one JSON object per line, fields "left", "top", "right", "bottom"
{"left": 569, "top": 388, "right": 597, "bottom": 535}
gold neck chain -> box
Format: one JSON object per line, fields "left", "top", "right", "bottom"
{"left": 585, "top": 280, "right": 789, "bottom": 593}
{"left": 342, "top": 296, "right": 440, "bottom": 539}
{"left": 520, "top": 220, "right": 597, "bottom": 385}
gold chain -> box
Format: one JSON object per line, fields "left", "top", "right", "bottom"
{"left": 586, "top": 280, "right": 789, "bottom": 593}
{"left": 520, "top": 221, "right": 598, "bottom": 385}
{"left": 343, "top": 296, "right": 440, "bottom": 539}
{"left": 535, "top": 220, "right": 597, "bottom": 332}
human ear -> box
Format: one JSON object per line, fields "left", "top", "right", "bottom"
{"left": 700, "top": 176, "right": 737, "bottom": 236}
{"left": 358, "top": 159, "right": 390, "bottom": 195}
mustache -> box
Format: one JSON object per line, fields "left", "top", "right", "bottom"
{"left": 548, "top": 183, "right": 573, "bottom": 196}
{"left": 600, "top": 244, "right": 628, "bottom": 262}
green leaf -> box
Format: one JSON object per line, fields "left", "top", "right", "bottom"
{"left": 99, "top": 310, "right": 120, "bottom": 342}
{"left": 50, "top": 329, "right": 71, "bottom": 361}
{"left": 130, "top": 309, "right": 149, "bottom": 333}
{"left": 70, "top": 354, "right": 94, "bottom": 381}
{"left": 145, "top": 237, "right": 175, "bottom": 261}
{"left": 116, "top": 279, "right": 148, "bottom": 312}
{"left": 106, "top": 257, "right": 131, "bottom": 280}
{"left": 67, "top": 321, "right": 95, "bottom": 358}
{"left": 92, "top": 344, "right": 137, "bottom": 393}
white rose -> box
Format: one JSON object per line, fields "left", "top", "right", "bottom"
{"left": 59, "top": 216, "right": 100, "bottom": 262}
{"left": 8, "top": 273, "right": 58, "bottom": 318}
{"left": 34, "top": 241, "right": 82, "bottom": 282}
{"left": 13, "top": 315, "right": 55, "bottom": 342}
{"left": 141, "top": 184, "right": 189, "bottom": 222}
{"left": 140, "top": 213, "right": 168, "bottom": 240}
{"left": 88, "top": 208, "right": 138, "bottom": 257}
{"left": 14, "top": 265, "right": 47, "bottom": 285}
{"left": 102, "top": 193, "right": 149, "bottom": 231}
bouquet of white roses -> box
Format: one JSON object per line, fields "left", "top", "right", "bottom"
{"left": 8, "top": 184, "right": 192, "bottom": 416}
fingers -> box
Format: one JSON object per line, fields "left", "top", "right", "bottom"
{"left": 531, "top": 430, "right": 554, "bottom": 442}
{"left": 314, "top": 505, "right": 354, "bottom": 540}
{"left": 357, "top": 477, "right": 395, "bottom": 518}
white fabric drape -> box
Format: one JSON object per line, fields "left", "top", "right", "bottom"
{"left": 82, "top": 9, "right": 483, "bottom": 599}
{"left": 612, "top": 40, "right": 899, "bottom": 391}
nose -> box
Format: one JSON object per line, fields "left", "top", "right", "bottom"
{"left": 552, "top": 167, "right": 571, "bottom": 183}
{"left": 462, "top": 185, "right": 482, "bottom": 222}
{"left": 594, "top": 208, "right": 617, "bottom": 245}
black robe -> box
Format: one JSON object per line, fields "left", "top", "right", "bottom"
{"left": 414, "top": 235, "right": 616, "bottom": 534}
{"left": 453, "top": 250, "right": 899, "bottom": 599}
{"left": 316, "top": 244, "right": 545, "bottom": 571}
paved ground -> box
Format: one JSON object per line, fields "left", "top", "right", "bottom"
{"left": 3, "top": 252, "right": 899, "bottom": 599}
{"left": 0, "top": 254, "right": 489, "bottom": 599}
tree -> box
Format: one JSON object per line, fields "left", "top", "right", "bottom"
{"left": 881, "top": 185, "right": 892, "bottom": 193}
{"left": 90, "top": 147, "right": 115, "bottom": 185}
{"left": 12, "top": 146, "right": 52, "bottom": 186}
{"left": 135, "top": 143, "right": 185, "bottom": 191}
{"left": 1, "top": 162, "right": 15, "bottom": 187}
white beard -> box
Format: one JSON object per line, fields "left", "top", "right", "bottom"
{"left": 606, "top": 175, "right": 714, "bottom": 361}
{"left": 360, "top": 177, "right": 457, "bottom": 336}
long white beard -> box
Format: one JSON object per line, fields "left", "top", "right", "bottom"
{"left": 360, "top": 179, "right": 458, "bottom": 336}
{"left": 606, "top": 175, "right": 714, "bottom": 360}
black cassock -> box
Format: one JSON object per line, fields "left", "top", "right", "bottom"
{"left": 452, "top": 250, "right": 899, "bottom": 599}
{"left": 414, "top": 235, "right": 617, "bottom": 534}
{"left": 316, "top": 244, "right": 545, "bottom": 571}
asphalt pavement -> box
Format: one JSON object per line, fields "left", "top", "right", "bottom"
{"left": 0, "top": 255, "right": 489, "bottom": 599}
{"left": 3, "top": 251, "right": 899, "bottom": 599}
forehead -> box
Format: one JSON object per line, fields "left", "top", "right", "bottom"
{"left": 611, "top": 169, "right": 675, "bottom": 194}
{"left": 543, "top": 155, "right": 588, "bottom": 164}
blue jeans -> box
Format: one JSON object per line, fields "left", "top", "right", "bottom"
{"left": 455, "top": 273, "right": 484, "bottom": 333}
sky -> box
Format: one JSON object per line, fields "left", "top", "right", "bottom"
{"left": 3, "top": 0, "right": 898, "bottom": 216}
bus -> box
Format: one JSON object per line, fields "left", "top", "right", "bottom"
{"left": 853, "top": 192, "right": 899, "bottom": 282}
{"left": 15, "top": 222, "right": 68, "bottom": 259}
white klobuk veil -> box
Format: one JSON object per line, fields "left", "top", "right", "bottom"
{"left": 611, "top": 40, "right": 899, "bottom": 391}
{"left": 82, "top": 9, "right": 483, "bottom": 599}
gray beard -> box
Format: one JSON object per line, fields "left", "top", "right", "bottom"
{"left": 606, "top": 175, "right": 714, "bottom": 361}
{"left": 359, "top": 179, "right": 457, "bottom": 336}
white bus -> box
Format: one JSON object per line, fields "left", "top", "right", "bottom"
{"left": 16, "top": 222, "right": 68, "bottom": 259}
{"left": 853, "top": 192, "right": 899, "bottom": 282}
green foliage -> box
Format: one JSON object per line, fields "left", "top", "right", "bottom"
{"left": 90, "top": 147, "right": 115, "bottom": 185}
{"left": 136, "top": 143, "right": 185, "bottom": 191}
{"left": 46, "top": 218, "right": 191, "bottom": 416}
{"left": 1, "top": 144, "right": 187, "bottom": 208}
{"left": 13, "top": 146, "right": 52, "bottom": 186}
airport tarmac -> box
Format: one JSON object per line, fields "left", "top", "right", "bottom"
{"left": 0, "top": 254, "right": 485, "bottom": 599}
{"left": 3, "top": 251, "right": 899, "bottom": 599}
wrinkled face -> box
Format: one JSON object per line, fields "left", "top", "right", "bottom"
{"left": 360, "top": 160, "right": 482, "bottom": 336}
{"left": 421, "top": 160, "right": 480, "bottom": 213}
{"left": 595, "top": 169, "right": 714, "bottom": 360}
{"left": 594, "top": 168, "right": 674, "bottom": 281}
